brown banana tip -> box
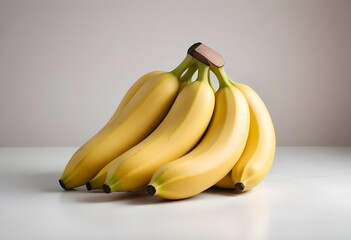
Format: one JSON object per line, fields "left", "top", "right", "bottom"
{"left": 103, "top": 184, "right": 111, "bottom": 194}
{"left": 234, "top": 182, "right": 245, "bottom": 193}
{"left": 146, "top": 185, "right": 156, "bottom": 196}
{"left": 58, "top": 179, "right": 66, "bottom": 190}
{"left": 86, "top": 182, "right": 92, "bottom": 191}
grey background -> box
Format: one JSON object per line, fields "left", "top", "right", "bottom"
{"left": 1, "top": 0, "right": 350, "bottom": 147}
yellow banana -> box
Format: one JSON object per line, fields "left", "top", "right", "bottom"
{"left": 215, "top": 79, "right": 276, "bottom": 192}
{"left": 104, "top": 71, "right": 163, "bottom": 126}
{"left": 86, "top": 65, "right": 199, "bottom": 191}
{"left": 75, "top": 71, "right": 164, "bottom": 191}
{"left": 103, "top": 61, "right": 215, "bottom": 193}
{"left": 147, "top": 67, "right": 250, "bottom": 200}
{"left": 59, "top": 55, "right": 194, "bottom": 190}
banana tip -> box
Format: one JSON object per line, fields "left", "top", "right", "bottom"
{"left": 86, "top": 182, "right": 92, "bottom": 191}
{"left": 58, "top": 179, "right": 66, "bottom": 190}
{"left": 146, "top": 185, "right": 156, "bottom": 196}
{"left": 103, "top": 184, "right": 111, "bottom": 194}
{"left": 234, "top": 182, "right": 245, "bottom": 192}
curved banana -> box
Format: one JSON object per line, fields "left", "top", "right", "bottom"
{"left": 78, "top": 71, "right": 164, "bottom": 190}
{"left": 103, "top": 61, "right": 215, "bottom": 193}
{"left": 86, "top": 64, "right": 199, "bottom": 191}
{"left": 216, "top": 79, "right": 276, "bottom": 192}
{"left": 147, "top": 67, "right": 250, "bottom": 200}
{"left": 104, "top": 71, "right": 163, "bottom": 126}
{"left": 59, "top": 55, "right": 194, "bottom": 190}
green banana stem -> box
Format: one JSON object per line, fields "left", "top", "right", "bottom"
{"left": 210, "top": 66, "right": 231, "bottom": 88}
{"left": 227, "top": 77, "right": 239, "bottom": 87}
{"left": 171, "top": 54, "right": 195, "bottom": 78}
{"left": 207, "top": 70, "right": 216, "bottom": 92}
{"left": 195, "top": 61, "right": 210, "bottom": 82}
{"left": 212, "top": 67, "right": 237, "bottom": 88}
{"left": 179, "top": 64, "right": 198, "bottom": 84}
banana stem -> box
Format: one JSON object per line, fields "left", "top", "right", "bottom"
{"left": 171, "top": 54, "right": 195, "bottom": 78}
{"left": 179, "top": 64, "right": 198, "bottom": 83}
{"left": 227, "top": 77, "right": 239, "bottom": 87}
{"left": 211, "top": 66, "right": 231, "bottom": 88}
{"left": 196, "top": 61, "right": 209, "bottom": 82}
{"left": 207, "top": 70, "right": 216, "bottom": 92}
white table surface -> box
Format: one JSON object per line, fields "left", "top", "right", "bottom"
{"left": 1, "top": 147, "right": 350, "bottom": 240}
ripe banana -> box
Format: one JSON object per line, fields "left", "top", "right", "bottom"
{"left": 104, "top": 71, "right": 163, "bottom": 126}
{"left": 103, "top": 61, "right": 215, "bottom": 193}
{"left": 215, "top": 79, "right": 276, "bottom": 192}
{"left": 73, "top": 71, "right": 164, "bottom": 191}
{"left": 86, "top": 64, "right": 199, "bottom": 191}
{"left": 147, "top": 67, "right": 250, "bottom": 200}
{"left": 59, "top": 55, "right": 194, "bottom": 190}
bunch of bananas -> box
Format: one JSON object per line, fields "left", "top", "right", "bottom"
{"left": 59, "top": 43, "right": 276, "bottom": 200}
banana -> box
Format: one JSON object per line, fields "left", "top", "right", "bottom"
{"left": 104, "top": 71, "right": 164, "bottom": 126}
{"left": 86, "top": 64, "right": 199, "bottom": 191}
{"left": 79, "top": 71, "right": 164, "bottom": 190}
{"left": 59, "top": 55, "right": 194, "bottom": 190}
{"left": 147, "top": 67, "right": 250, "bottom": 200}
{"left": 215, "top": 79, "right": 276, "bottom": 192}
{"left": 103, "top": 61, "right": 215, "bottom": 193}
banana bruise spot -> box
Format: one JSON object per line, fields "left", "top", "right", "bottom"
{"left": 234, "top": 182, "right": 245, "bottom": 192}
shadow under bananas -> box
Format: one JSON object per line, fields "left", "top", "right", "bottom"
{"left": 205, "top": 187, "right": 247, "bottom": 197}
{"left": 14, "top": 170, "right": 182, "bottom": 204}
{"left": 20, "top": 170, "right": 248, "bottom": 204}
{"left": 62, "top": 186, "right": 247, "bottom": 205}
{"left": 30, "top": 171, "right": 249, "bottom": 203}
{"left": 75, "top": 190, "right": 176, "bottom": 205}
